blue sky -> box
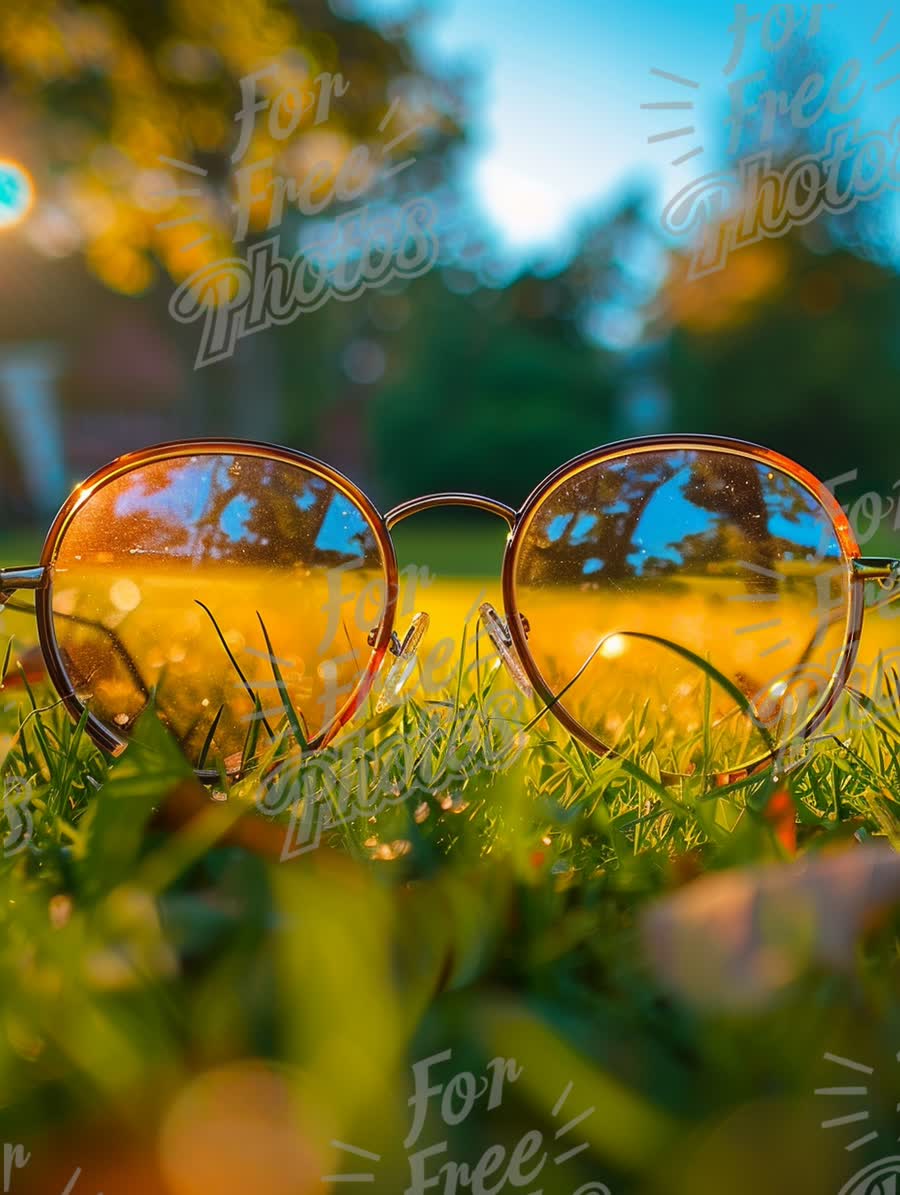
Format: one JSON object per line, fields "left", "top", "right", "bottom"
{"left": 114, "top": 459, "right": 371, "bottom": 559}
{"left": 537, "top": 456, "right": 839, "bottom": 577}
{"left": 356, "top": 0, "right": 900, "bottom": 253}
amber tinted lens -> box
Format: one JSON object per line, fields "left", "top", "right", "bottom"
{"left": 512, "top": 447, "right": 851, "bottom": 775}
{"left": 49, "top": 452, "right": 390, "bottom": 766}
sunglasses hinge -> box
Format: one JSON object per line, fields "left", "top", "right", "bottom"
{"left": 852, "top": 557, "right": 900, "bottom": 586}
{"left": 0, "top": 566, "right": 45, "bottom": 593}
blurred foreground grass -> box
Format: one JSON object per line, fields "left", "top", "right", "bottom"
{"left": 0, "top": 556, "right": 900, "bottom": 1192}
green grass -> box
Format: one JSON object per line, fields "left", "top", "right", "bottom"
{"left": 1, "top": 599, "right": 900, "bottom": 1192}
{"left": 390, "top": 517, "right": 511, "bottom": 576}
{"left": 0, "top": 528, "right": 43, "bottom": 568}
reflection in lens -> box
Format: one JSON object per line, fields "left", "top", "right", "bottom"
{"left": 513, "top": 448, "right": 851, "bottom": 775}
{"left": 49, "top": 452, "right": 390, "bottom": 766}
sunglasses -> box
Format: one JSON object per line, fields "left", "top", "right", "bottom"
{"left": 0, "top": 434, "right": 895, "bottom": 785}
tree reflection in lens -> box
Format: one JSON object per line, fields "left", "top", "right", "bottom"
{"left": 513, "top": 448, "right": 851, "bottom": 775}
{"left": 49, "top": 453, "right": 389, "bottom": 767}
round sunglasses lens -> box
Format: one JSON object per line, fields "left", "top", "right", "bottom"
{"left": 512, "top": 447, "right": 853, "bottom": 776}
{"left": 47, "top": 452, "right": 391, "bottom": 767}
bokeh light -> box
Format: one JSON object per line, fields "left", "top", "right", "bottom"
{"left": 0, "top": 157, "right": 34, "bottom": 229}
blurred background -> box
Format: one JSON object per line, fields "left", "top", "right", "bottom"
{"left": 3, "top": 8, "right": 900, "bottom": 1192}
{"left": 0, "top": 0, "right": 898, "bottom": 558}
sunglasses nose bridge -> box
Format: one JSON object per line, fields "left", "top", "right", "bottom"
{"left": 384, "top": 493, "right": 516, "bottom": 531}
{"left": 376, "top": 494, "right": 519, "bottom": 710}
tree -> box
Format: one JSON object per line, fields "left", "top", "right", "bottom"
{"left": 0, "top": 0, "right": 469, "bottom": 490}
{"left": 651, "top": 29, "right": 900, "bottom": 498}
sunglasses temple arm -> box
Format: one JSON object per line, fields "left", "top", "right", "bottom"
{"left": 2, "top": 596, "right": 153, "bottom": 704}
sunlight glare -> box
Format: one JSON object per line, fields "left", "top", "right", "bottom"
{"left": 600, "top": 633, "right": 627, "bottom": 660}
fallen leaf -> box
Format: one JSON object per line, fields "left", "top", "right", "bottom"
{"left": 642, "top": 845, "right": 900, "bottom": 1010}
{"left": 763, "top": 786, "right": 797, "bottom": 854}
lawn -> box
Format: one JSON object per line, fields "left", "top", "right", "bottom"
{"left": 1, "top": 542, "right": 900, "bottom": 1193}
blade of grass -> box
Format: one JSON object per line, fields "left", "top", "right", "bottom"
{"left": 197, "top": 704, "right": 225, "bottom": 771}
{"left": 195, "top": 599, "right": 275, "bottom": 740}
{"left": 256, "top": 611, "right": 308, "bottom": 751}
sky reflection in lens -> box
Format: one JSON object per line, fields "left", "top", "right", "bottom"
{"left": 51, "top": 453, "right": 387, "bottom": 766}
{"left": 514, "top": 448, "right": 850, "bottom": 775}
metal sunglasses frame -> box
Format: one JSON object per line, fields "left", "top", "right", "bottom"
{"left": 0, "top": 432, "right": 896, "bottom": 783}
